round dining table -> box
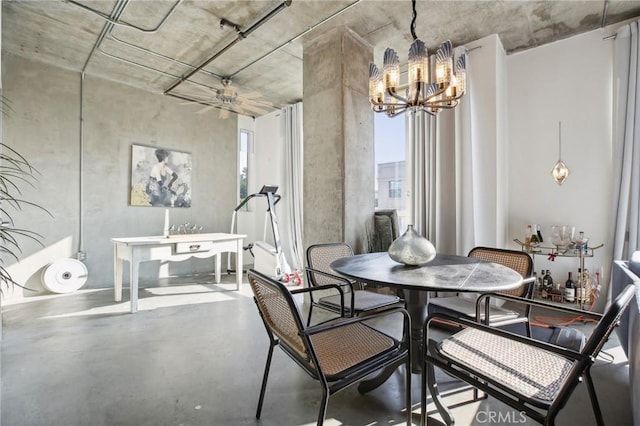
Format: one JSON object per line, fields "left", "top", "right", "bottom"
{"left": 330, "top": 251, "right": 524, "bottom": 389}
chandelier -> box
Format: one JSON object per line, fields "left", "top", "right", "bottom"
{"left": 368, "top": 0, "right": 467, "bottom": 117}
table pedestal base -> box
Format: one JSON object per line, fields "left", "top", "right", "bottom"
{"left": 357, "top": 289, "right": 430, "bottom": 393}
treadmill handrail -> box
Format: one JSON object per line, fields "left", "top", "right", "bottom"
{"left": 233, "top": 192, "right": 281, "bottom": 212}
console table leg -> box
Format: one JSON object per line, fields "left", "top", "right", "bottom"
{"left": 130, "top": 253, "right": 140, "bottom": 313}
{"left": 114, "top": 246, "right": 123, "bottom": 302}
{"left": 215, "top": 254, "right": 221, "bottom": 284}
{"left": 236, "top": 240, "right": 243, "bottom": 290}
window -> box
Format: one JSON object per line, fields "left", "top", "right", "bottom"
{"left": 388, "top": 180, "right": 402, "bottom": 198}
{"left": 239, "top": 129, "right": 252, "bottom": 209}
{"left": 374, "top": 114, "right": 407, "bottom": 229}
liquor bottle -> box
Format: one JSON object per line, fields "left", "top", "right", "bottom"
{"left": 542, "top": 269, "right": 553, "bottom": 299}
{"left": 532, "top": 271, "right": 539, "bottom": 296}
{"left": 530, "top": 225, "right": 541, "bottom": 248}
{"left": 564, "top": 272, "right": 575, "bottom": 303}
{"left": 525, "top": 225, "right": 532, "bottom": 250}
{"left": 540, "top": 270, "right": 548, "bottom": 299}
{"left": 536, "top": 224, "right": 544, "bottom": 243}
{"left": 575, "top": 268, "right": 582, "bottom": 301}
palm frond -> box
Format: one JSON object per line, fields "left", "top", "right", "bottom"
{"left": 0, "top": 140, "right": 50, "bottom": 296}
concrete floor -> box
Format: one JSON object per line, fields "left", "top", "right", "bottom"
{"left": 1, "top": 273, "right": 633, "bottom": 426}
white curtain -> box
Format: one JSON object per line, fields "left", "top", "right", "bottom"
{"left": 408, "top": 46, "right": 480, "bottom": 256}
{"left": 611, "top": 24, "right": 640, "bottom": 426}
{"left": 612, "top": 21, "right": 640, "bottom": 282}
{"left": 280, "top": 102, "right": 305, "bottom": 270}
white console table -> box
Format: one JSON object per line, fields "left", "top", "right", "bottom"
{"left": 112, "top": 233, "right": 246, "bottom": 313}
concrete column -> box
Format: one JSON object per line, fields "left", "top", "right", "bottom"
{"left": 302, "top": 27, "right": 374, "bottom": 253}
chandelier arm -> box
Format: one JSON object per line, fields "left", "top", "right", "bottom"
{"left": 418, "top": 108, "right": 437, "bottom": 117}
{"left": 386, "top": 88, "right": 410, "bottom": 104}
{"left": 370, "top": 104, "right": 409, "bottom": 116}
{"left": 429, "top": 102, "right": 458, "bottom": 109}
{"left": 388, "top": 106, "right": 409, "bottom": 118}
{"left": 424, "top": 96, "right": 463, "bottom": 107}
{"left": 372, "top": 101, "right": 412, "bottom": 108}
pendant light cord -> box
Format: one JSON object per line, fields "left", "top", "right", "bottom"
{"left": 410, "top": 0, "right": 418, "bottom": 40}
{"left": 558, "top": 121, "right": 562, "bottom": 158}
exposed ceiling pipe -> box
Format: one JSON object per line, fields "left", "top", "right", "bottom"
{"left": 163, "top": 0, "right": 292, "bottom": 95}
{"left": 69, "top": 0, "right": 215, "bottom": 79}
{"left": 102, "top": 0, "right": 360, "bottom": 89}
{"left": 97, "top": 44, "right": 184, "bottom": 82}
{"left": 81, "top": 0, "right": 129, "bottom": 71}
{"left": 67, "top": 0, "right": 182, "bottom": 34}
{"left": 77, "top": 0, "right": 130, "bottom": 260}
{"left": 229, "top": 0, "right": 361, "bottom": 79}
{"left": 107, "top": 32, "right": 224, "bottom": 81}
{"left": 601, "top": 0, "right": 610, "bottom": 27}
{"left": 72, "top": 0, "right": 362, "bottom": 114}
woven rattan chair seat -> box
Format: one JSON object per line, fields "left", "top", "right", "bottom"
{"left": 429, "top": 296, "right": 520, "bottom": 322}
{"left": 318, "top": 290, "right": 400, "bottom": 313}
{"left": 439, "top": 328, "right": 575, "bottom": 402}
{"left": 310, "top": 322, "right": 395, "bottom": 377}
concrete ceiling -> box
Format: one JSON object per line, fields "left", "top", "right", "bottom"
{"left": 4, "top": 0, "right": 640, "bottom": 118}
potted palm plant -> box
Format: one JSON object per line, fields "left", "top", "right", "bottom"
{"left": 0, "top": 98, "right": 49, "bottom": 297}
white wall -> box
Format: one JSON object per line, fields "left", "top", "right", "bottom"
{"left": 507, "top": 26, "right": 618, "bottom": 310}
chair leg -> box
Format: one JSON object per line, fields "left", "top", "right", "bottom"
{"left": 256, "top": 342, "right": 275, "bottom": 419}
{"left": 317, "top": 383, "right": 330, "bottom": 426}
{"left": 584, "top": 370, "right": 605, "bottom": 426}
{"left": 421, "top": 357, "right": 427, "bottom": 426}
{"left": 405, "top": 355, "right": 412, "bottom": 426}
{"left": 306, "top": 303, "right": 314, "bottom": 327}
{"left": 426, "top": 361, "right": 455, "bottom": 426}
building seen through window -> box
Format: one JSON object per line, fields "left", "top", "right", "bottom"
{"left": 388, "top": 180, "right": 402, "bottom": 198}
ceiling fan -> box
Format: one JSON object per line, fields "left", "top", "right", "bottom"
{"left": 179, "top": 77, "right": 273, "bottom": 119}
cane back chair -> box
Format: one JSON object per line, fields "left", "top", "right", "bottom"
{"left": 421, "top": 283, "right": 636, "bottom": 426}
{"left": 247, "top": 269, "right": 412, "bottom": 426}
{"left": 428, "top": 246, "right": 535, "bottom": 333}
{"left": 305, "top": 242, "right": 403, "bottom": 325}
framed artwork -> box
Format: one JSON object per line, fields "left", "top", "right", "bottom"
{"left": 130, "top": 144, "right": 192, "bottom": 207}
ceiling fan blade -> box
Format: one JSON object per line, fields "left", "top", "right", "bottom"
{"left": 238, "top": 103, "right": 270, "bottom": 115}
{"left": 219, "top": 108, "right": 230, "bottom": 119}
{"left": 242, "top": 98, "right": 273, "bottom": 108}
{"left": 240, "top": 91, "right": 264, "bottom": 100}
{"left": 198, "top": 105, "right": 214, "bottom": 114}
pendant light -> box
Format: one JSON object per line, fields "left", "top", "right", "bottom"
{"left": 551, "top": 121, "right": 570, "bottom": 185}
